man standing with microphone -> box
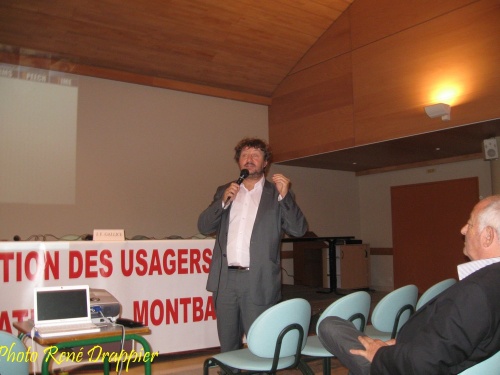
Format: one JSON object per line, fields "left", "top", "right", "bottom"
{"left": 198, "top": 137, "right": 308, "bottom": 354}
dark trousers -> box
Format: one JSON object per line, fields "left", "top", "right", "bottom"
{"left": 318, "top": 316, "right": 372, "bottom": 375}
{"left": 214, "top": 269, "right": 272, "bottom": 352}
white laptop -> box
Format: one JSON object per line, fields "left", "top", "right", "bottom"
{"left": 34, "top": 285, "right": 100, "bottom": 338}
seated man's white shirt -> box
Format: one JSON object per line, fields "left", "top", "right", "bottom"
{"left": 457, "top": 256, "right": 500, "bottom": 280}
{"left": 226, "top": 177, "right": 264, "bottom": 267}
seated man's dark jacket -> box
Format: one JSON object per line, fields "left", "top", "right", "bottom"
{"left": 372, "top": 262, "right": 500, "bottom": 374}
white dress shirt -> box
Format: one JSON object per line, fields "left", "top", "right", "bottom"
{"left": 457, "top": 256, "right": 500, "bottom": 280}
{"left": 226, "top": 176, "right": 264, "bottom": 267}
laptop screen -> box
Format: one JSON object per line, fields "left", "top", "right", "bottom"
{"left": 34, "top": 285, "right": 91, "bottom": 324}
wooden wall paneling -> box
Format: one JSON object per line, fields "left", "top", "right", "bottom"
{"left": 349, "top": 0, "right": 477, "bottom": 50}
{"left": 290, "top": 9, "right": 352, "bottom": 74}
{"left": 269, "top": 109, "right": 355, "bottom": 162}
{"left": 370, "top": 248, "right": 393, "bottom": 256}
{"left": 352, "top": 0, "right": 500, "bottom": 146}
{"left": 270, "top": 0, "right": 499, "bottom": 163}
{"left": 391, "top": 177, "right": 479, "bottom": 293}
{"left": 270, "top": 54, "right": 355, "bottom": 162}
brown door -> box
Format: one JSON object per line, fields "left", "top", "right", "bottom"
{"left": 391, "top": 177, "right": 479, "bottom": 293}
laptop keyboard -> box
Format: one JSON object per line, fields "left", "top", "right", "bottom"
{"left": 36, "top": 322, "right": 100, "bottom": 337}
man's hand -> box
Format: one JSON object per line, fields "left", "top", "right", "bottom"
{"left": 223, "top": 182, "right": 240, "bottom": 206}
{"left": 272, "top": 174, "right": 290, "bottom": 198}
{"left": 350, "top": 336, "right": 396, "bottom": 363}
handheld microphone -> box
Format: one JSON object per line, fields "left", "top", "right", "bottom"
{"left": 225, "top": 169, "right": 249, "bottom": 205}
{"left": 235, "top": 169, "right": 249, "bottom": 185}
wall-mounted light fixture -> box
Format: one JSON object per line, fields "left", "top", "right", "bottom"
{"left": 424, "top": 103, "right": 451, "bottom": 121}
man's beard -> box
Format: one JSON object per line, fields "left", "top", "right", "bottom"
{"left": 245, "top": 165, "right": 265, "bottom": 178}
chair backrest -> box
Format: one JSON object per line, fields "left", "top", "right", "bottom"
{"left": 247, "top": 298, "right": 311, "bottom": 358}
{"left": 0, "top": 330, "right": 29, "bottom": 375}
{"left": 459, "top": 351, "right": 500, "bottom": 374}
{"left": 371, "top": 284, "right": 418, "bottom": 338}
{"left": 416, "top": 278, "right": 457, "bottom": 310}
{"left": 316, "top": 291, "right": 371, "bottom": 333}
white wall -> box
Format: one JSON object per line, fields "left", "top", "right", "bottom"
{"left": 1, "top": 73, "right": 491, "bottom": 293}
{"left": 270, "top": 165, "right": 360, "bottom": 238}
{"left": 0, "top": 76, "right": 270, "bottom": 239}
{"left": 0, "top": 75, "right": 357, "bottom": 243}
{"left": 270, "top": 165, "right": 360, "bottom": 286}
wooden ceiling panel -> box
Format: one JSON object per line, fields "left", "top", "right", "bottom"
{"left": 0, "top": 0, "right": 353, "bottom": 97}
{"left": 0, "top": 0, "right": 497, "bottom": 173}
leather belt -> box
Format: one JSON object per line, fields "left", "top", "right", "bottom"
{"left": 228, "top": 266, "right": 250, "bottom": 271}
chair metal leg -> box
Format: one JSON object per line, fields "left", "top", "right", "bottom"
{"left": 203, "top": 358, "right": 212, "bottom": 375}
{"left": 323, "top": 357, "right": 331, "bottom": 375}
{"left": 203, "top": 357, "right": 239, "bottom": 375}
{"left": 298, "top": 358, "right": 315, "bottom": 375}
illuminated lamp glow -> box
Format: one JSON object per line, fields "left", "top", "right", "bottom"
{"left": 429, "top": 83, "right": 462, "bottom": 106}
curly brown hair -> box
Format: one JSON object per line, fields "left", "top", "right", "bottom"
{"left": 233, "top": 138, "right": 272, "bottom": 163}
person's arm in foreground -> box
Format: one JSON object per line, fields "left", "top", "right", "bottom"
{"left": 352, "top": 282, "right": 493, "bottom": 374}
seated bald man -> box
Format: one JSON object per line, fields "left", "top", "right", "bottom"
{"left": 318, "top": 195, "right": 500, "bottom": 375}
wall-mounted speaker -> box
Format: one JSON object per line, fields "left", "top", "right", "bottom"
{"left": 483, "top": 138, "right": 499, "bottom": 161}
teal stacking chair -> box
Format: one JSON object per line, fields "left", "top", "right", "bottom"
{"left": 416, "top": 278, "right": 457, "bottom": 310}
{"left": 301, "top": 291, "right": 371, "bottom": 375}
{"left": 364, "top": 284, "right": 418, "bottom": 341}
{"left": 203, "top": 298, "right": 313, "bottom": 375}
{"left": 459, "top": 351, "right": 500, "bottom": 374}
{"left": 0, "top": 331, "right": 29, "bottom": 375}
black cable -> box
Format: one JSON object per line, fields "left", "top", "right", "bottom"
{"left": 281, "top": 266, "right": 294, "bottom": 279}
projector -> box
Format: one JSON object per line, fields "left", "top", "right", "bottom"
{"left": 89, "top": 288, "right": 121, "bottom": 323}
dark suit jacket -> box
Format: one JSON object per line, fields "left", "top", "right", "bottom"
{"left": 198, "top": 179, "right": 308, "bottom": 306}
{"left": 373, "top": 262, "right": 500, "bottom": 374}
